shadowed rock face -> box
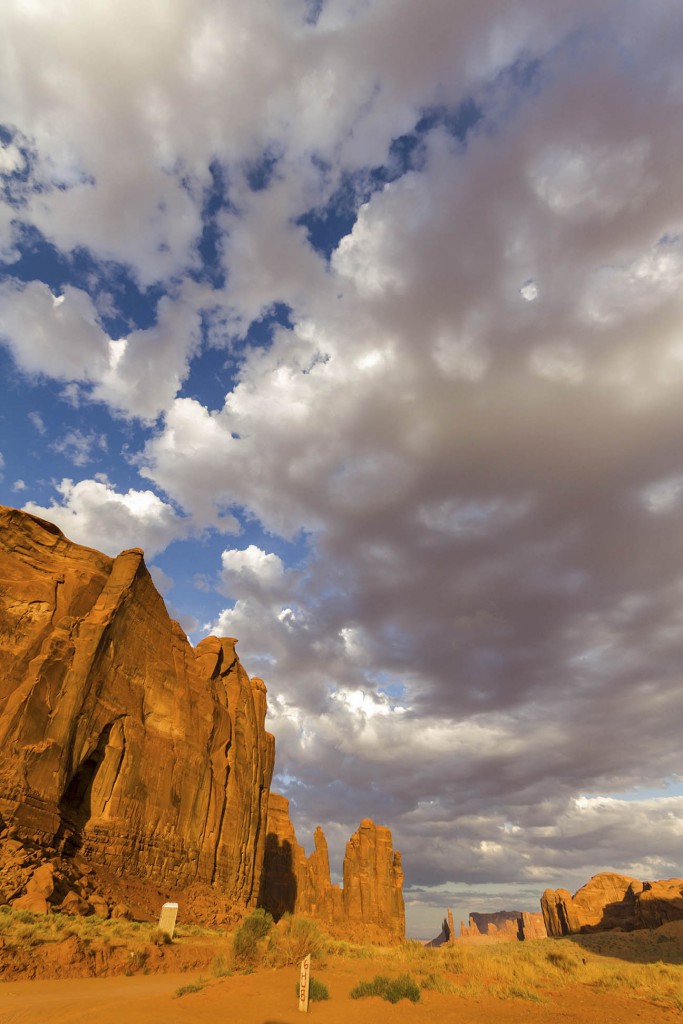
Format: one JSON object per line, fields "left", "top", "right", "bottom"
{"left": 260, "top": 797, "right": 404, "bottom": 941}
{"left": 0, "top": 506, "right": 275, "bottom": 908}
{"left": 542, "top": 872, "right": 683, "bottom": 935}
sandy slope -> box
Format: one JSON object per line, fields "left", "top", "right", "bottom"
{"left": 1, "top": 960, "right": 680, "bottom": 1024}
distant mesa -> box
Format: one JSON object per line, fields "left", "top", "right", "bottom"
{"left": 0, "top": 505, "right": 404, "bottom": 941}
{"left": 460, "top": 909, "right": 547, "bottom": 942}
{"left": 542, "top": 872, "right": 683, "bottom": 936}
{"left": 425, "top": 907, "right": 546, "bottom": 946}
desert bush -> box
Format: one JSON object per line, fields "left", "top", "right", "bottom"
{"left": 15, "top": 922, "right": 43, "bottom": 947}
{"left": 296, "top": 976, "right": 330, "bottom": 1001}
{"left": 420, "top": 971, "right": 457, "bottom": 993}
{"left": 212, "top": 953, "right": 232, "bottom": 977}
{"left": 14, "top": 910, "right": 40, "bottom": 925}
{"left": 326, "top": 939, "right": 377, "bottom": 959}
{"left": 149, "top": 926, "right": 172, "bottom": 946}
{"left": 267, "top": 914, "right": 328, "bottom": 967}
{"left": 350, "top": 973, "right": 421, "bottom": 1003}
{"left": 127, "top": 949, "right": 149, "bottom": 969}
{"left": 173, "top": 978, "right": 207, "bottom": 998}
{"left": 232, "top": 908, "right": 274, "bottom": 967}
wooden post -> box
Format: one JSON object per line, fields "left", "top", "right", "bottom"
{"left": 298, "top": 954, "right": 311, "bottom": 1012}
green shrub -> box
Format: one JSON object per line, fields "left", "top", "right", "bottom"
{"left": 149, "top": 926, "right": 172, "bottom": 945}
{"left": 350, "top": 973, "right": 421, "bottom": 1004}
{"left": 267, "top": 914, "right": 327, "bottom": 967}
{"left": 127, "top": 949, "right": 149, "bottom": 969}
{"left": 211, "top": 953, "right": 232, "bottom": 977}
{"left": 232, "top": 908, "right": 274, "bottom": 967}
{"left": 296, "top": 976, "right": 330, "bottom": 1001}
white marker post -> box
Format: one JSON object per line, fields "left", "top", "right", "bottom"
{"left": 158, "top": 902, "right": 178, "bottom": 940}
{"left": 298, "top": 953, "right": 311, "bottom": 1012}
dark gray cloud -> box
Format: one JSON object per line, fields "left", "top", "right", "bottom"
{"left": 3, "top": 0, "right": 683, "bottom": 937}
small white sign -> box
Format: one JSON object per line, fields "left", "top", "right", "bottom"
{"left": 158, "top": 901, "right": 178, "bottom": 939}
{"left": 299, "top": 954, "right": 311, "bottom": 1012}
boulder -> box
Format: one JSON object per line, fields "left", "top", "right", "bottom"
{"left": 110, "top": 902, "right": 133, "bottom": 920}
{"left": 58, "top": 891, "right": 91, "bottom": 916}
{"left": 11, "top": 862, "right": 55, "bottom": 915}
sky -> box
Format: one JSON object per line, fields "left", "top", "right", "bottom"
{"left": 1, "top": 0, "right": 683, "bottom": 939}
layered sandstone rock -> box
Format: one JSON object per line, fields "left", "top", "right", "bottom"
{"left": 259, "top": 793, "right": 309, "bottom": 920}
{"left": 460, "top": 910, "right": 521, "bottom": 940}
{"left": 519, "top": 911, "right": 548, "bottom": 940}
{"left": 458, "top": 909, "right": 547, "bottom": 941}
{"left": 260, "top": 798, "right": 404, "bottom": 940}
{"left": 542, "top": 872, "right": 683, "bottom": 935}
{"left": 0, "top": 506, "right": 274, "bottom": 908}
{"left": 343, "top": 818, "right": 405, "bottom": 939}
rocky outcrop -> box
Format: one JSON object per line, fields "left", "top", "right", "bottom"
{"left": 460, "top": 910, "right": 521, "bottom": 939}
{"left": 343, "top": 819, "right": 405, "bottom": 939}
{"left": 259, "top": 798, "right": 404, "bottom": 941}
{"left": 519, "top": 911, "right": 548, "bottom": 940}
{"left": 259, "top": 793, "right": 309, "bottom": 920}
{"left": 542, "top": 872, "right": 683, "bottom": 935}
{"left": 458, "top": 910, "right": 547, "bottom": 941}
{"left": 0, "top": 505, "right": 275, "bottom": 910}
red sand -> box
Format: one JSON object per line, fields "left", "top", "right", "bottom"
{"left": 0, "top": 962, "right": 680, "bottom": 1024}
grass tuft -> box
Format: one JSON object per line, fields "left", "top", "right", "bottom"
{"left": 173, "top": 978, "right": 207, "bottom": 998}
{"left": 296, "top": 976, "right": 330, "bottom": 1001}
{"left": 350, "top": 973, "right": 421, "bottom": 1003}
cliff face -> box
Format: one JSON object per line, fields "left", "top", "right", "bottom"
{"left": 0, "top": 506, "right": 275, "bottom": 908}
{"left": 260, "top": 796, "right": 404, "bottom": 941}
{"left": 541, "top": 873, "right": 683, "bottom": 935}
{"left": 343, "top": 818, "right": 405, "bottom": 939}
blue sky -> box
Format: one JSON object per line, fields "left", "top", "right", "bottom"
{"left": 2, "top": 0, "right": 683, "bottom": 938}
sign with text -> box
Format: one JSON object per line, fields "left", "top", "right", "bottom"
{"left": 299, "top": 953, "right": 311, "bottom": 1012}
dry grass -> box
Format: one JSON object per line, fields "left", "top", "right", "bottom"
{"left": 0, "top": 904, "right": 221, "bottom": 950}
{"left": 1, "top": 902, "right": 682, "bottom": 1012}
{"left": 319, "top": 930, "right": 683, "bottom": 1011}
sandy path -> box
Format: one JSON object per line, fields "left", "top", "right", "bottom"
{"left": 0, "top": 965, "right": 679, "bottom": 1024}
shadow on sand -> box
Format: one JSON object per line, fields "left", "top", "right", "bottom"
{"left": 564, "top": 922, "right": 683, "bottom": 965}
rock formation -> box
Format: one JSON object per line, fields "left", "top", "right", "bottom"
{"left": 0, "top": 505, "right": 406, "bottom": 939}
{"left": 343, "top": 818, "right": 405, "bottom": 939}
{"left": 519, "top": 910, "right": 548, "bottom": 940}
{"left": 259, "top": 796, "right": 404, "bottom": 941}
{"left": 458, "top": 909, "right": 546, "bottom": 941}
{"left": 0, "top": 505, "right": 274, "bottom": 908}
{"left": 542, "top": 872, "right": 683, "bottom": 935}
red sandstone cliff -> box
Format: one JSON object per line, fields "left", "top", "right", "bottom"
{"left": 0, "top": 506, "right": 274, "bottom": 909}
{"left": 541, "top": 872, "right": 683, "bottom": 935}
{"left": 343, "top": 818, "right": 405, "bottom": 939}
{"left": 260, "top": 795, "right": 404, "bottom": 941}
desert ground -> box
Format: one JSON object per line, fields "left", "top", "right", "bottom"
{"left": 1, "top": 912, "right": 682, "bottom": 1024}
